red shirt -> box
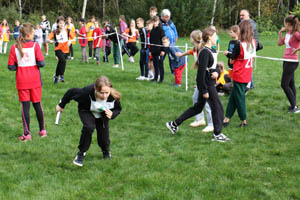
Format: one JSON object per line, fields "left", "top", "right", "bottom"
{"left": 8, "top": 41, "right": 44, "bottom": 89}
{"left": 92, "top": 28, "right": 103, "bottom": 48}
{"left": 232, "top": 40, "right": 256, "bottom": 83}
{"left": 79, "top": 25, "right": 87, "bottom": 47}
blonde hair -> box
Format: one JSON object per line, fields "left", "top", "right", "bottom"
{"left": 95, "top": 75, "right": 121, "bottom": 101}
{"left": 16, "top": 23, "right": 34, "bottom": 58}
{"left": 217, "top": 61, "right": 225, "bottom": 72}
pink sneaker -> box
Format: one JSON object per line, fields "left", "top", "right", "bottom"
{"left": 39, "top": 130, "right": 47, "bottom": 137}
{"left": 97, "top": 61, "right": 100, "bottom": 65}
{"left": 18, "top": 134, "right": 32, "bottom": 141}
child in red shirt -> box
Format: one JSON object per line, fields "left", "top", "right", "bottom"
{"left": 77, "top": 18, "right": 88, "bottom": 63}
{"left": 8, "top": 23, "right": 47, "bottom": 141}
{"left": 92, "top": 21, "right": 103, "bottom": 65}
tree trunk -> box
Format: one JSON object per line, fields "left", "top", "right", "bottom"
{"left": 258, "top": 0, "right": 261, "bottom": 18}
{"left": 19, "top": 0, "right": 22, "bottom": 19}
{"left": 41, "top": 0, "right": 43, "bottom": 13}
{"left": 82, "top": 0, "right": 88, "bottom": 18}
{"left": 210, "top": 0, "right": 217, "bottom": 25}
{"left": 103, "top": 0, "right": 105, "bottom": 18}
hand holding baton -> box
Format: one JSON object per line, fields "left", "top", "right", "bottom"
{"left": 55, "top": 103, "right": 64, "bottom": 125}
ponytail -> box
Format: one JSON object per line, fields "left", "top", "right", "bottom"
{"left": 285, "top": 15, "right": 299, "bottom": 33}
{"left": 16, "top": 23, "right": 34, "bottom": 58}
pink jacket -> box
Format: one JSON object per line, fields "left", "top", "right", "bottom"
{"left": 0, "top": 25, "right": 10, "bottom": 41}
{"left": 281, "top": 31, "right": 300, "bottom": 60}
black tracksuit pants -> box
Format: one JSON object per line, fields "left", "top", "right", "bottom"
{"left": 152, "top": 54, "right": 164, "bottom": 82}
{"left": 55, "top": 50, "right": 67, "bottom": 76}
{"left": 78, "top": 110, "right": 110, "bottom": 155}
{"left": 174, "top": 85, "right": 224, "bottom": 135}
{"left": 281, "top": 61, "right": 299, "bottom": 108}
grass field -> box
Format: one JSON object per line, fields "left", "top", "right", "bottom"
{"left": 0, "top": 33, "right": 300, "bottom": 200}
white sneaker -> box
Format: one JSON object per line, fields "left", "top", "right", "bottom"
{"left": 136, "top": 76, "right": 145, "bottom": 80}
{"left": 113, "top": 64, "right": 119, "bottom": 68}
{"left": 190, "top": 120, "right": 206, "bottom": 127}
{"left": 202, "top": 126, "right": 214, "bottom": 132}
{"left": 212, "top": 133, "right": 230, "bottom": 142}
{"left": 88, "top": 57, "right": 92, "bottom": 60}
{"left": 71, "top": 57, "right": 74, "bottom": 60}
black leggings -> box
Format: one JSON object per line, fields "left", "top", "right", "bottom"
{"left": 68, "top": 44, "right": 73, "bottom": 57}
{"left": 22, "top": 101, "right": 45, "bottom": 135}
{"left": 152, "top": 54, "right": 164, "bottom": 82}
{"left": 78, "top": 110, "right": 110, "bottom": 155}
{"left": 281, "top": 61, "right": 299, "bottom": 107}
{"left": 175, "top": 85, "right": 224, "bottom": 135}
{"left": 126, "top": 42, "right": 139, "bottom": 57}
{"left": 88, "top": 41, "right": 94, "bottom": 58}
{"left": 55, "top": 50, "right": 67, "bottom": 76}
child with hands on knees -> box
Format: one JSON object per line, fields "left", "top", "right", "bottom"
{"left": 56, "top": 75, "right": 122, "bottom": 167}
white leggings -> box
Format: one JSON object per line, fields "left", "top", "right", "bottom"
{"left": 193, "top": 86, "right": 213, "bottom": 126}
{"left": 0, "top": 40, "right": 8, "bottom": 54}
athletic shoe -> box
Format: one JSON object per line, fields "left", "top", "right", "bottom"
{"left": 189, "top": 120, "right": 206, "bottom": 127}
{"left": 18, "top": 134, "right": 32, "bottom": 141}
{"left": 39, "top": 130, "right": 47, "bottom": 137}
{"left": 239, "top": 123, "right": 248, "bottom": 128}
{"left": 45, "top": 53, "right": 48, "bottom": 56}
{"left": 73, "top": 152, "right": 86, "bottom": 167}
{"left": 288, "top": 106, "right": 300, "bottom": 113}
{"left": 211, "top": 133, "right": 230, "bottom": 142}
{"left": 166, "top": 121, "right": 178, "bottom": 134}
{"left": 53, "top": 75, "right": 58, "bottom": 84}
{"left": 136, "top": 76, "right": 145, "bottom": 80}
{"left": 223, "top": 122, "right": 230, "bottom": 127}
{"left": 218, "top": 92, "right": 225, "bottom": 96}
{"left": 97, "top": 61, "right": 100, "bottom": 65}
{"left": 88, "top": 57, "right": 92, "bottom": 60}
{"left": 103, "top": 152, "right": 112, "bottom": 160}
{"left": 94, "top": 57, "right": 97, "bottom": 60}
{"left": 173, "top": 84, "right": 181, "bottom": 87}
{"left": 113, "top": 64, "right": 119, "bottom": 68}
{"left": 59, "top": 75, "right": 64, "bottom": 82}
{"left": 71, "top": 57, "right": 74, "bottom": 60}
{"left": 202, "top": 126, "right": 214, "bottom": 132}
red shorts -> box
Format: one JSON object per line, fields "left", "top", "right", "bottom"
{"left": 18, "top": 87, "right": 42, "bottom": 102}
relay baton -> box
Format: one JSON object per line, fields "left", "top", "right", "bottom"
{"left": 55, "top": 111, "right": 61, "bottom": 125}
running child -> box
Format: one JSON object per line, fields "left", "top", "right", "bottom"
{"left": 223, "top": 20, "right": 263, "bottom": 127}
{"left": 278, "top": 15, "right": 300, "bottom": 113}
{"left": 176, "top": 30, "right": 214, "bottom": 132}
{"left": 92, "top": 21, "right": 103, "bottom": 65}
{"left": 136, "top": 18, "right": 149, "bottom": 80}
{"left": 56, "top": 75, "right": 122, "bottom": 167}
{"left": 8, "top": 23, "right": 47, "bottom": 141}
{"left": 77, "top": 18, "right": 88, "bottom": 63}
{"left": 48, "top": 16, "right": 75, "bottom": 84}
{"left": 162, "top": 36, "right": 187, "bottom": 87}
{"left": 166, "top": 28, "right": 230, "bottom": 142}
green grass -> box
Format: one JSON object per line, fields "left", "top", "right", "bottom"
{"left": 0, "top": 33, "right": 300, "bottom": 200}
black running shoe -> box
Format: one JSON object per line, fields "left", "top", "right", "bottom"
{"left": 288, "top": 106, "right": 300, "bottom": 114}
{"left": 166, "top": 121, "right": 178, "bottom": 134}
{"left": 103, "top": 152, "right": 112, "bottom": 160}
{"left": 73, "top": 152, "right": 85, "bottom": 167}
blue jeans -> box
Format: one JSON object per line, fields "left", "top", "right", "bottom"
{"left": 139, "top": 48, "right": 149, "bottom": 77}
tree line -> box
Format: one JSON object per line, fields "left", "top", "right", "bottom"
{"left": 0, "top": 0, "right": 299, "bottom": 36}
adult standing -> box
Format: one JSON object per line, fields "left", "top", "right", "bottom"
{"left": 161, "top": 9, "right": 178, "bottom": 74}
{"left": 40, "top": 15, "right": 51, "bottom": 56}
{"left": 240, "top": 9, "right": 259, "bottom": 89}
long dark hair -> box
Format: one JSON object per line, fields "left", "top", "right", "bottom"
{"left": 16, "top": 23, "right": 34, "bottom": 58}
{"left": 239, "top": 20, "right": 253, "bottom": 50}
{"left": 55, "top": 16, "right": 65, "bottom": 35}
{"left": 285, "top": 15, "right": 299, "bottom": 34}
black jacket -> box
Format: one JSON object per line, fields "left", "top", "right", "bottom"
{"left": 150, "top": 26, "right": 165, "bottom": 55}
{"left": 105, "top": 24, "right": 118, "bottom": 43}
{"left": 59, "top": 84, "right": 122, "bottom": 120}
